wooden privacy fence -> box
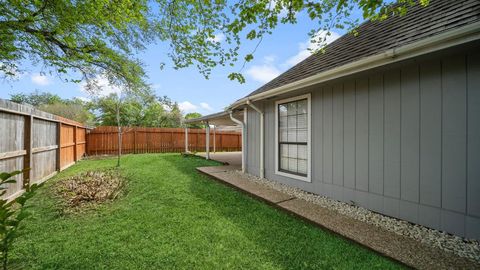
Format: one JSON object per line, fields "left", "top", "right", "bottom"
{"left": 87, "top": 126, "right": 242, "bottom": 155}
{"left": 0, "top": 99, "right": 87, "bottom": 200}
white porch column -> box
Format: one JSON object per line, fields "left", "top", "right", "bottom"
{"left": 205, "top": 122, "right": 210, "bottom": 160}
{"left": 184, "top": 127, "right": 189, "bottom": 153}
{"left": 230, "top": 111, "right": 245, "bottom": 173}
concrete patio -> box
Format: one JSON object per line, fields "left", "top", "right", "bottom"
{"left": 196, "top": 163, "right": 480, "bottom": 270}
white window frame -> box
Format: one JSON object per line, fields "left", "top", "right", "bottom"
{"left": 274, "top": 93, "right": 312, "bottom": 182}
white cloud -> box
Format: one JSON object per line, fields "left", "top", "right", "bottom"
{"left": 284, "top": 30, "right": 341, "bottom": 67}
{"left": 178, "top": 101, "right": 198, "bottom": 113}
{"left": 199, "top": 102, "right": 213, "bottom": 111}
{"left": 31, "top": 73, "right": 51, "bottom": 86}
{"left": 151, "top": 83, "right": 161, "bottom": 90}
{"left": 75, "top": 96, "right": 91, "bottom": 102}
{"left": 246, "top": 64, "right": 281, "bottom": 84}
{"left": 79, "top": 75, "right": 121, "bottom": 96}
{"left": 209, "top": 33, "right": 225, "bottom": 43}
{"left": 178, "top": 101, "right": 216, "bottom": 114}
{"left": 263, "top": 55, "right": 276, "bottom": 64}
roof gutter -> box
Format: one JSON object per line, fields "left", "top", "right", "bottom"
{"left": 229, "top": 21, "right": 480, "bottom": 109}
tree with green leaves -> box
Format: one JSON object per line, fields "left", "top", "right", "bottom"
{"left": 10, "top": 90, "right": 62, "bottom": 107}
{"left": 185, "top": 112, "right": 204, "bottom": 128}
{"left": 10, "top": 91, "right": 95, "bottom": 125}
{"left": 1, "top": 0, "right": 428, "bottom": 87}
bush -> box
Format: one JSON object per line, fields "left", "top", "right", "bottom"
{"left": 0, "top": 170, "right": 41, "bottom": 270}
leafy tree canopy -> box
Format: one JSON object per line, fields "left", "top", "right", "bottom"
{"left": 185, "top": 112, "right": 204, "bottom": 128}
{"left": 92, "top": 91, "right": 183, "bottom": 128}
{"left": 0, "top": 0, "right": 429, "bottom": 88}
{"left": 10, "top": 90, "right": 95, "bottom": 124}
{"left": 10, "top": 90, "right": 62, "bottom": 107}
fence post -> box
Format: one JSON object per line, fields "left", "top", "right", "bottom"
{"left": 56, "top": 122, "right": 61, "bottom": 171}
{"left": 23, "top": 115, "right": 33, "bottom": 184}
{"left": 74, "top": 125, "right": 78, "bottom": 162}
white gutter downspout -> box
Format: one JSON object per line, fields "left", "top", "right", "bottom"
{"left": 246, "top": 100, "right": 264, "bottom": 179}
{"left": 230, "top": 111, "right": 246, "bottom": 173}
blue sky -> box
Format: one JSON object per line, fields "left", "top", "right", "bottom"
{"left": 0, "top": 9, "right": 362, "bottom": 116}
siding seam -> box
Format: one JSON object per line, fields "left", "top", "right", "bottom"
{"left": 418, "top": 64, "right": 422, "bottom": 205}
{"left": 367, "top": 77, "right": 370, "bottom": 193}
{"left": 353, "top": 81, "right": 356, "bottom": 190}
{"left": 342, "top": 83, "right": 345, "bottom": 187}
{"left": 464, "top": 53, "right": 468, "bottom": 235}
{"left": 440, "top": 59, "right": 443, "bottom": 211}
{"left": 399, "top": 69, "right": 403, "bottom": 201}
{"left": 382, "top": 73, "right": 386, "bottom": 198}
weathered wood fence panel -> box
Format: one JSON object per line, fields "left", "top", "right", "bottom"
{"left": 87, "top": 126, "right": 242, "bottom": 155}
{"left": 0, "top": 99, "right": 87, "bottom": 200}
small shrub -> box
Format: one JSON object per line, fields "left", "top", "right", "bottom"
{"left": 0, "top": 170, "right": 41, "bottom": 270}
{"left": 55, "top": 169, "right": 125, "bottom": 212}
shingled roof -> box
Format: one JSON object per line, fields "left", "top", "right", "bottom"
{"left": 246, "top": 0, "right": 480, "bottom": 97}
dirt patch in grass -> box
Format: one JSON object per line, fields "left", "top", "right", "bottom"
{"left": 55, "top": 169, "right": 126, "bottom": 212}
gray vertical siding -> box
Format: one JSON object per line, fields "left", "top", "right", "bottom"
{"left": 246, "top": 104, "right": 261, "bottom": 176}
{"left": 246, "top": 47, "right": 480, "bottom": 239}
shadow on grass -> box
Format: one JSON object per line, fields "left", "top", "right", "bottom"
{"left": 165, "top": 155, "right": 403, "bottom": 269}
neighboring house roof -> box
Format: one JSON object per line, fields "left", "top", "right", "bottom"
{"left": 245, "top": 0, "right": 480, "bottom": 98}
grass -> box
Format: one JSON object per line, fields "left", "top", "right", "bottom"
{"left": 10, "top": 154, "right": 402, "bottom": 269}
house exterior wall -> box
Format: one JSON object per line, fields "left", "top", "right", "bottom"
{"left": 245, "top": 44, "right": 480, "bottom": 239}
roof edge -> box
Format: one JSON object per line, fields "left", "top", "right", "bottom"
{"left": 229, "top": 21, "right": 480, "bottom": 109}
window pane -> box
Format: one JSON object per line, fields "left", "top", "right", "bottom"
{"left": 287, "top": 102, "right": 297, "bottom": 115}
{"left": 279, "top": 128, "right": 288, "bottom": 141}
{"left": 279, "top": 104, "right": 288, "bottom": 116}
{"left": 288, "top": 158, "right": 297, "bottom": 172}
{"left": 281, "top": 157, "right": 288, "bottom": 170}
{"left": 297, "top": 100, "right": 307, "bottom": 114}
{"left": 297, "top": 129, "right": 307, "bottom": 142}
{"left": 280, "top": 144, "right": 289, "bottom": 157}
{"left": 287, "top": 115, "right": 296, "bottom": 128}
{"left": 298, "top": 159, "right": 307, "bottom": 174}
{"left": 298, "top": 145, "right": 307, "bottom": 159}
{"left": 287, "top": 128, "right": 297, "bottom": 142}
{"left": 288, "top": 144, "right": 297, "bottom": 158}
{"left": 297, "top": 114, "right": 307, "bottom": 129}
{"left": 279, "top": 116, "right": 287, "bottom": 128}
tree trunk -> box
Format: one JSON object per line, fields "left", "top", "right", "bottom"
{"left": 116, "top": 102, "right": 122, "bottom": 167}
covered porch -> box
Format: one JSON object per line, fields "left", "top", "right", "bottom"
{"left": 183, "top": 110, "right": 246, "bottom": 171}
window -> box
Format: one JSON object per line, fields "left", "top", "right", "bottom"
{"left": 275, "top": 94, "right": 310, "bottom": 181}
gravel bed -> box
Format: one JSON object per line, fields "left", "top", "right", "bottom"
{"left": 226, "top": 170, "right": 480, "bottom": 263}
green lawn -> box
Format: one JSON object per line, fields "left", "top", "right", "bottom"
{"left": 10, "top": 154, "right": 402, "bottom": 269}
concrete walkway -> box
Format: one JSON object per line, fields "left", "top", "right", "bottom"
{"left": 196, "top": 152, "right": 242, "bottom": 167}
{"left": 196, "top": 165, "right": 480, "bottom": 270}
